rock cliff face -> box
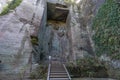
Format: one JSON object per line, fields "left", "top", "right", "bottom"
{"left": 0, "top": 1, "right": 119, "bottom": 79}
{"left": 67, "top": 0, "right": 105, "bottom": 61}
{"left": 37, "top": 1, "right": 70, "bottom": 62}
{"left": 47, "top": 21, "right": 70, "bottom": 61}
{"left": 0, "top": 0, "right": 106, "bottom": 71}
{"left": 37, "top": 0, "right": 106, "bottom": 62}
{"left": 0, "top": 0, "right": 46, "bottom": 74}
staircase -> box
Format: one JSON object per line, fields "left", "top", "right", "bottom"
{"left": 47, "top": 61, "right": 71, "bottom": 80}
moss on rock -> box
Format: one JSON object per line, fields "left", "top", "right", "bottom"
{"left": 30, "top": 36, "right": 38, "bottom": 45}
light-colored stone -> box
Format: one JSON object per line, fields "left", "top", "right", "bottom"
{"left": 67, "top": 0, "right": 105, "bottom": 62}
{"left": 0, "top": 0, "right": 46, "bottom": 74}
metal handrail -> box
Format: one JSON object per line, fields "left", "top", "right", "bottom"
{"left": 63, "top": 64, "right": 71, "bottom": 80}
{"left": 47, "top": 64, "right": 51, "bottom": 80}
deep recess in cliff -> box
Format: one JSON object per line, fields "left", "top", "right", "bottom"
{"left": 37, "top": 2, "right": 70, "bottom": 62}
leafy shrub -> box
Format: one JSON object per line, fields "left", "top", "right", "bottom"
{"left": 29, "top": 65, "right": 47, "bottom": 79}
{"left": 0, "top": 6, "right": 10, "bottom": 15}
{"left": 67, "top": 57, "right": 108, "bottom": 78}
{"left": 0, "top": 0, "right": 22, "bottom": 16}
{"left": 92, "top": 0, "right": 120, "bottom": 59}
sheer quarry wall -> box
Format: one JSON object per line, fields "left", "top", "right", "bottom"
{"left": 37, "top": 0, "right": 47, "bottom": 63}
{"left": 37, "top": 0, "right": 106, "bottom": 62}
{"left": 65, "top": 0, "right": 106, "bottom": 62}
{"left": 38, "top": 1, "right": 70, "bottom": 62}
{"left": 0, "top": 0, "right": 110, "bottom": 71}
{"left": 0, "top": 0, "right": 46, "bottom": 73}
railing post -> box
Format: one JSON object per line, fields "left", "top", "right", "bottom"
{"left": 63, "top": 64, "right": 71, "bottom": 80}
{"left": 47, "top": 64, "right": 51, "bottom": 80}
{"left": 47, "top": 56, "right": 51, "bottom": 80}
{"left": 49, "top": 56, "right": 51, "bottom": 64}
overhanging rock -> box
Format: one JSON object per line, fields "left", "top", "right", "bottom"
{"left": 47, "top": 2, "right": 69, "bottom": 22}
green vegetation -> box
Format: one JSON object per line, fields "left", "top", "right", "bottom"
{"left": 29, "top": 65, "right": 47, "bottom": 79}
{"left": 31, "top": 36, "right": 38, "bottom": 45}
{"left": 92, "top": 0, "right": 120, "bottom": 59}
{"left": 0, "top": 0, "right": 22, "bottom": 16}
{"left": 67, "top": 57, "right": 108, "bottom": 78}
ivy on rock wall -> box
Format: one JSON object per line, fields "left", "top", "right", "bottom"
{"left": 92, "top": 0, "right": 120, "bottom": 59}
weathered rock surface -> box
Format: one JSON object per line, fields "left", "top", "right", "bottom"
{"left": 0, "top": 0, "right": 46, "bottom": 74}
{"left": 67, "top": 0, "right": 105, "bottom": 61}
{"left": 38, "top": 0, "right": 106, "bottom": 62}
{"left": 37, "top": 0, "right": 70, "bottom": 62}
{"left": 47, "top": 0, "right": 64, "bottom": 4}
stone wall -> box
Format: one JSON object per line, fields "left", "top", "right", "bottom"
{"left": 37, "top": 0, "right": 47, "bottom": 62}
{"left": 68, "top": 0, "right": 105, "bottom": 61}
{"left": 37, "top": 0, "right": 106, "bottom": 62}
{"left": 0, "top": 0, "right": 46, "bottom": 74}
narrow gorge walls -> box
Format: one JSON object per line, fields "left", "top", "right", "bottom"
{"left": 67, "top": 0, "right": 105, "bottom": 61}
{"left": 0, "top": 0, "right": 46, "bottom": 74}
{"left": 38, "top": 2, "right": 70, "bottom": 62}
{"left": 37, "top": 0, "right": 106, "bottom": 63}
{"left": 47, "top": 21, "right": 70, "bottom": 61}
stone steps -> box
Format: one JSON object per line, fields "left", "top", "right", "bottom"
{"left": 47, "top": 61, "right": 71, "bottom": 80}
